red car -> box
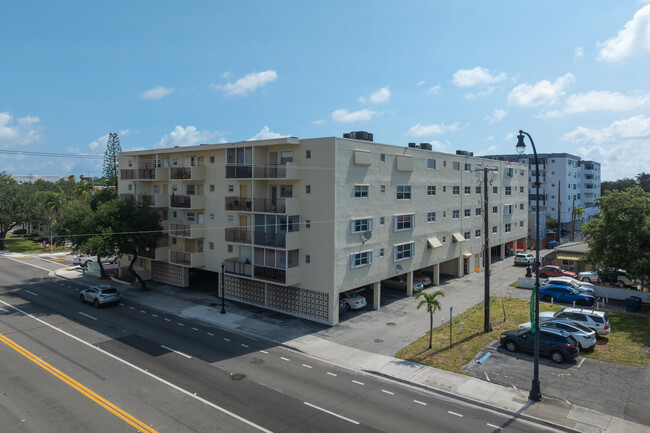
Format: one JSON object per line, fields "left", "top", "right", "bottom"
{"left": 538, "top": 265, "right": 577, "bottom": 279}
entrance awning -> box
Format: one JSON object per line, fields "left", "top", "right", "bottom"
{"left": 427, "top": 236, "right": 443, "bottom": 249}
{"left": 463, "top": 252, "right": 472, "bottom": 258}
{"left": 452, "top": 232, "right": 465, "bottom": 243}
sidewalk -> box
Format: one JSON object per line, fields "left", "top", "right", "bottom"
{"left": 54, "top": 265, "right": 649, "bottom": 433}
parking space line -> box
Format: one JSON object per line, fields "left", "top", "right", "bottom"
{"left": 164, "top": 318, "right": 170, "bottom": 322}
{"left": 177, "top": 323, "right": 184, "bottom": 326}
{"left": 302, "top": 364, "right": 312, "bottom": 369}
{"left": 487, "top": 423, "right": 502, "bottom": 430}
{"left": 140, "top": 310, "right": 146, "bottom": 314}
{"left": 25, "top": 290, "right": 38, "bottom": 296}
{"left": 577, "top": 358, "right": 585, "bottom": 368}
{"left": 352, "top": 380, "right": 364, "bottom": 386}
{"left": 260, "top": 350, "right": 268, "bottom": 354}
{"left": 448, "top": 411, "right": 463, "bottom": 417}
{"left": 281, "top": 357, "right": 290, "bottom": 362}
{"left": 485, "top": 372, "right": 490, "bottom": 382}
{"left": 327, "top": 372, "right": 337, "bottom": 377}
{"left": 381, "top": 390, "right": 394, "bottom": 395}
{"left": 152, "top": 314, "right": 158, "bottom": 318}
{"left": 79, "top": 312, "right": 97, "bottom": 321}
{"left": 413, "top": 400, "right": 427, "bottom": 406}
{"left": 192, "top": 328, "right": 199, "bottom": 331}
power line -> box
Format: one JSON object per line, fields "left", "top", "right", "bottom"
{"left": 0, "top": 150, "right": 103, "bottom": 159}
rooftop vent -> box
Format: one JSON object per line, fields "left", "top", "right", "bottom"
{"left": 343, "top": 131, "right": 374, "bottom": 141}
{"left": 455, "top": 150, "right": 474, "bottom": 156}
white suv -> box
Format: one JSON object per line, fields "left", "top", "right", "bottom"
{"left": 539, "top": 307, "right": 610, "bottom": 336}
{"left": 514, "top": 253, "right": 535, "bottom": 266}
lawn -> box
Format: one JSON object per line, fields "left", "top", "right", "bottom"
{"left": 396, "top": 297, "right": 649, "bottom": 375}
{"left": 4, "top": 233, "right": 71, "bottom": 254}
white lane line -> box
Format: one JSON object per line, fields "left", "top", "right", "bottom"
{"left": 303, "top": 402, "right": 359, "bottom": 425}
{"left": 352, "top": 380, "right": 364, "bottom": 386}
{"left": 487, "top": 423, "right": 503, "bottom": 430}
{"left": 78, "top": 312, "right": 97, "bottom": 320}
{"left": 448, "top": 411, "right": 463, "bottom": 417}
{"left": 577, "top": 358, "right": 586, "bottom": 368}
{"left": 281, "top": 357, "right": 290, "bottom": 362}
{"left": 207, "top": 332, "right": 214, "bottom": 336}
{"left": 119, "top": 303, "right": 125, "bottom": 306}
{"left": 129, "top": 306, "right": 135, "bottom": 310}
{"left": 3, "top": 256, "right": 53, "bottom": 273}
{"left": 177, "top": 322, "right": 184, "bottom": 326}
{"left": 241, "top": 344, "right": 249, "bottom": 348}
{"left": 260, "top": 350, "right": 268, "bottom": 354}
{"left": 414, "top": 400, "right": 427, "bottom": 406}
{"left": 564, "top": 399, "right": 571, "bottom": 405}
{"left": 327, "top": 372, "right": 337, "bottom": 377}
{"left": 140, "top": 310, "right": 146, "bottom": 314}
{"left": 302, "top": 364, "right": 312, "bottom": 369}
{"left": 152, "top": 314, "right": 158, "bottom": 318}
{"left": 223, "top": 338, "right": 231, "bottom": 342}
{"left": 67, "top": 286, "right": 72, "bottom": 288}
{"left": 164, "top": 318, "right": 171, "bottom": 322}
{"left": 192, "top": 328, "right": 199, "bottom": 331}
{"left": 25, "top": 290, "right": 39, "bottom": 296}
{"left": 0, "top": 298, "right": 272, "bottom": 433}
{"left": 512, "top": 385, "right": 518, "bottom": 390}
{"left": 485, "top": 372, "right": 491, "bottom": 382}
{"left": 381, "top": 390, "right": 394, "bottom": 395}
{"left": 161, "top": 345, "right": 192, "bottom": 359}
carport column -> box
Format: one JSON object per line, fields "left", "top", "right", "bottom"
{"left": 372, "top": 281, "right": 381, "bottom": 310}
{"left": 457, "top": 257, "right": 463, "bottom": 277}
{"left": 406, "top": 271, "right": 414, "bottom": 297}
{"left": 500, "top": 243, "right": 505, "bottom": 259}
{"left": 433, "top": 263, "right": 440, "bottom": 286}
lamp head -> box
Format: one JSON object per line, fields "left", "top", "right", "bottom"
{"left": 515, "top": 131, "right": 526, "bottom": 155}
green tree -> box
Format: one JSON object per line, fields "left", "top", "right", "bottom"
{"left": 582, "top": 186, "right": 650, "bottom": 288}
{"left": 0, "top": 172, "right": 39, "bottom": 250}
{"left": 416, "top": 290, "right": 445, "bottom": 349}
{"left": 636, "top": 172, "right": 650, "bottom": 193}
{"left": 103, "top": 132, "right": 121, "bottom": 189}
{"left": 602, "top": 177, "right": 638, "bottom": 193}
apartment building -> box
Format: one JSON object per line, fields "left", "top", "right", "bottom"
{"left": 118, "top": 135, "right": 528, "bottom": 325}
{"left": 485, "top": 153, "right": 601, "bottom": 240}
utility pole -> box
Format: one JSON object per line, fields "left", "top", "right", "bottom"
{"left": 570, "top": 195, "right": 576, "bottom": 242}
{"left": 483, "top": 167, "right": 490, "bottom": 332}
{"left": 557, "top": 181, "right": 561, "bottom": 243}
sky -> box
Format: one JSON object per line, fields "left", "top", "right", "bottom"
{"left": 2, "top": 1, "right": 650, "bottom": 182}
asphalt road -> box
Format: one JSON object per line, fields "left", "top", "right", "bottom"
{"left": 0, "top": 254, "right": 561, "bottom": 433}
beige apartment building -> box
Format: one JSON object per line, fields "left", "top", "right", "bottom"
{"left": 118, "top": 134, "right": 528, "bottom": 325}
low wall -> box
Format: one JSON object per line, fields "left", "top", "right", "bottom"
{"left": 592, "top": 285, "right": 650, "bottom": 303}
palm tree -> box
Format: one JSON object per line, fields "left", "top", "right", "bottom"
{"left": 416, "top": 290, "right": 445, "bottom": 349}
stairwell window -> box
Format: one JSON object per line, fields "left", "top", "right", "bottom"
{"left": 504, "top": 205, "right": 513, "bottom": 215}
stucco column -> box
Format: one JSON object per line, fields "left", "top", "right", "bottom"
{"left": 372, "top": 281, "right": 381, "bottom": 310}
{"left": 406, "top": 271, "right": 413, "bottom": 297}
{"left": 500, "top": 244, "right": 505, "bottom": 259}
{"left": 433, "top": 263, "right": 440, "bottom": 286}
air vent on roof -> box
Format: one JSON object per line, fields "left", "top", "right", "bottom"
{"left": 343, "top": 131, "right": 374, "bottom": 141}
{"left": 455, "top": 150, "right": 474, "bottom": 156}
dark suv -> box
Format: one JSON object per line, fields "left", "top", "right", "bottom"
{"left": 500, "top": 328, "right": 579, "bottom": 363}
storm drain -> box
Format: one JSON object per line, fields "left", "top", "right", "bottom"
{"left": 386, "top": 322, "right": 397, "bottom": 327}
{"left": 374, "top": 339, "right": 384, "bottom": 343}
{"left": 229, "top": 373, "right": 246, "bottom": 381}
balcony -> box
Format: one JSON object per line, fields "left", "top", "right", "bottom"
{"left": 224, "top": 257, "right": 252, "bottom": 277}
{"left": 253, "top": 231, "right": 287, "bottom": 248}
{"left": 120, "top": 169, "right": 136, "bottom": 180}
{"left": 140, "top": 238, "right": 169, "bottom": 260}
{"left": 253, "top": 164, "right": 298, "bottom": 179}
{"left": 253, "top": 266, "right": 286, "bottom": 284}
{"left": 225, "top": 164, "right": 252, "bottom": 179}
{"left": 169, "top": 223, "right": 205, "bottom": 239}
{"left": 225, "top": 196, "right": 252, "bottom": 212}
{"left": 170, "top": 194, "right": 205, "bottom": 209}
{"left": 253, "top": 197, "right": 286, "bottom": 213}
{"left": 225, "top": 228, "right": 252, "bottom": 244}
{"left": 169, "top": 250, "right": 204, "bottom": 268}
{"left": 170, "top": 166, "right": 205, "bottom": 181}
{"left": 137, "top": 167, "right": 169, "bottom": 181}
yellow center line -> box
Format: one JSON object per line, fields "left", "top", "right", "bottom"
{"left": 0, "top": 333, "right": 158, "bottom": 433}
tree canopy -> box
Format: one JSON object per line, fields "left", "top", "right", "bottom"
{"left": 0, "top": 172, "right": 41, "bottom": 250}
{"left": 103, "top": 132, "right": 121, "bottom": 189}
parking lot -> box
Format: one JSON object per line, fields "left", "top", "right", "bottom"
{"left": 463, "top": 340, "right": 650, "bottom": 426}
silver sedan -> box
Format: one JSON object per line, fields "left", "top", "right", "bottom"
{"left": 518, "top": 319, "right": 597, "bottom": 350}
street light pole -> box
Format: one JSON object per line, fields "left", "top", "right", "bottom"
{"left": 483, "top": 167, "right": 491, "bottom": 333}
{"left": 516, "top": 130, "right": 542, "bottom": 402}
{"left": 220, "top": 262, "right": 226, "bottom": 314}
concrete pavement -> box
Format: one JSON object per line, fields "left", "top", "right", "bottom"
{"left": 51, "top": 258, "right": 649, "bottom": 433}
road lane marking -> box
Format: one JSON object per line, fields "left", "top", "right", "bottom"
{"left": 448, "top": 411, "right": 463, "bottom": 417}
{"left": 241, "top": 344, "right": 248, "bottom": 348}
{"left": 140, "top": 310, "right": 147, "bottom": 314}
{"left": 327, "top": 372, "right": 337, "bottom": 377}
{"left": 223, "top": 338, "right": 231, "bottom": 342}
{"left": 192, "top": 328, "right": 199, "bottom": 331}
{"left": 164, "top": 318, "right": 171, "bottom": 322}
{"left": 151, "top": 314, "right": 158, "bottom": 318}
{"left": 260, "top": 350, "right": 268, "bottom": 354}
{"left": 302, "top": 364, "right": 312, "bottom": 369}
{"left": 577, "top": 358, "right": 586, "bottom": 368}
{"left": 78, "top": 312, "right": 97, "bottom": 321}
{"left": 177, "top": 322, "right": 184, "bottom": 326}
{"left": 485, "top": 372, "right": 490, "bottom": 382}
{"left": 414, "top": 400, "right": 427, "bottom": 406}
{"left": 303, "top": 402, "right": 359, "bottom": 425}
{"left": 207, "top": 333, "right": 214, "bottom": 336}
{"left": 281, "top": 357, "right": 290, "bottom": 362}
{"left": 487, "top": 423, "right": 503, "bottom": 430}
{"left": 381, "top": 390, "right": 394, "bottom": 395}
{"left": 0, "top": 333, "right": 158, "bottom": 433}
{"left": 25, "top": 290, "right": 38, "bottom": 296}
{"left": 129, "top": 307, "right": 135, "bottom": 310}
{"left": 352, "top": 380, "right": 364, "bottom": 386}
{"left": 160, "top": 345, "right": 192, "bottom": 359}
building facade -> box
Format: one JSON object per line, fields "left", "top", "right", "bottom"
{"left": 485, "top": 153, "right": 601, "bottom": 241}
{"left": 118, "top": 136, "right": 528, "bottom": 325}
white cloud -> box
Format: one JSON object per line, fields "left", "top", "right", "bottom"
{"left": 484, "top": 109, "right": 507, "bottom": 124}
{"left": 452, "top": 67, "right": 506, "bottom": 88}
{"left": 212, "top": 70, "right": 278, "bottom": 96}
{"left": 598, "top": 4, "right": 650, "bottom": 62}
{"left": 0, "top": 111, "right": 42, "bottom": 147}
{"left": 507, "top": 73, "right": 575, "bottom": 107}
{"left": 88, "top": 129, "right": 130, "bottom": 152}
{"left": 331, "top": 108, "right": 377, "bottom": 123}
{"left": 221, "top": 71, "right": 231, "bottom": 79}
{"left": 427, "top": 85, "right": 441, "bottom": 95}
{"left": 406, "top": 122, "right": 460, "bottom": 137}
{"left": 141, "top": 86, "right": 174, "bottom": 100}
{"left": 563, "top": 91, "right": 650, "bottom": 113}
{"left": 562, "top": 115, "right": 650, "bottom": 180}
{"left": 155, "top": 126, "right": 223, "bottom": 148}
{"left": 312, "top": 119, "right": 326, "bottom": 125}
{"left": 370, "top": 87, "right": 390, "bottom": 104}
{"left": 248, "top": 126, "right": 290, "bottom": 141}
{"left": 575, "top": 47, "right": 584, "bottom": 58}
{"left": 416, "top": 81, "right": 426, "bottom": 87}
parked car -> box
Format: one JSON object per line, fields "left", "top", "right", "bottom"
{"left": 500, "top": 328, "right": 579, "bottom": 363}
{"left": 79, "top": 285, "right": 120, "bottom": 308}
{"left": 597, "top": 268, "right": 636, "bottom": 288}
{"left": 514, "top": 253, "right": 536, "bottom": 266}
{"left": 537, "top": 265, "right": 577, "bottom": 279}
{"left": 578, "top": 271, "right": 600, "bottom": 284}
{"left": 538, "top": 285, "right": 595, "bottom": 306}
{"left": 381, "top": 276, "right": 424, "bottom": 292}
{"left": 538, "top": 307, "right": 611, "bottom": 336}
{"left": 73, "top": 254, "right": 118, "bottom": 266}
{"left": 518, "top": 319, "right": 597, "bottom": 350}
{"left": 413, "top": 271, "right": 432, "bottom": 287}
{"left": 340, "top": 291, "right": 367, "bottom": 310}
{"left": 541, "top": 277, "right": 595, "bottom": 295}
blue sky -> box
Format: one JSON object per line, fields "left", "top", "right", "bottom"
{"left": 2, "top": 1, "right": 650, "bottom": 181}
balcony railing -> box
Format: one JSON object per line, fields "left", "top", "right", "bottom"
{"left": 120, "top": 169, "right": 136, "bottom": 180}
{"left": 224, "top": 258, "right": 252, "bottom": 277}
{"left": 225, "top": 196, "right": 252, "bottom": 211}
{"left": 170, "top": 194, "right": 205, "bottom": 209}
{"left": 225, "top": 164, "right": 252, "bottom": 179}
{"left": 170, "top": 166, "right": 204, "bottom": 181}
{"left": 169, "top": 223, "right": 204, "bottom": 239}
{"left": 225, "top": 228, "right": 252, "bottom": 244}
{"left": 253, "top": 197, "right": 286, "bottom": 213}
{"left": 253, "top": 164, "right": 287, "bottom": 178}
{"left": 169, "top": 250, "right": 204, "bottom": 268}
{"left": 253, "top": 231, "right": 286, "bottom": 248}
{"left": 138, "top": 168, "right": 156, "bottom": 180}
{"left": 253, "top": 266, "right": 286, "bottom": 284}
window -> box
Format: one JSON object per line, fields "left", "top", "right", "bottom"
{"left": 504, "top": 205, "right": 513, "bottom": 215}
{"left": 476, "top": 207, "right": 481, "bottom": 216}
{"left": 476, "top": 164, "right": 482, "bottom": 170}
{"left": 351, "top": 218, "right": 373, "bottom": 233}
{"left": 210, "top": 184, "right": 215, "bottom": 192}
{"left": 306, "top": 150, "right": 311, "bottom": 159}
{"left": 210, "top": 213, "right": 215, "bottom": 221}
{"left": 505, "top": 167, "right": 513, "bottom": 177}
{"left": 172, "top": 237, "right": 177, "bottom": 245}
{"left": 280, "top": 185, "right": 293, "bottom": 197}
{"left": 128, "top": 184, "right": 132, "bottom": 191}
{"left": 397, "top": 185, "right": 411, "bottom": 199}
{"left": 442, "top": 236, "right": 447, "bottom": 242}
{"left": 280, "top": 151, "right": 293, "bottom": 164}
{"left": 464, "top": 163, "right": 471, "bottom": 172}
{"left": 172, "top": 211, "right": 177, "bottom": 218}
{"left": 520, "top": 186, "right": 524, "bottom": 193}
{"left": 355, "top": 185, "right": 369, "bottom": 198}
{"left": 197, "top": 241, "right": 203, "bottom": 253}
{"left": 464, "top": 232, "right": 470, "bottom": 240}
{"left": 520, "top": 203, "right": 524, "bottom": 210}
{"left": 520, "top": 221, "right": 524, "bottom": 227}
{"left": 394, "top": 214, "right": 415, "bottom": 230}
{"left": 306, "top": 255, "right": 311, "bottom": 263}
{"left": 209, "top": 242, "right": 214, "bottom": 250}
{"left": 505, "top": 223, "right": 512, "bottom": 233}
{"left": 505, "top": 186, "right": 512, "bottom": 196}
{"left": 153, "top": 184, "right": 161, "bottom": 194}
{"left": 379, "top": 248, "right": 385, "bottom": 257}
{"left": 520, "top": 169, "right": 524, "bottom": 176}
{"left": 380, "top": 216, "right": 385, "bottom": 225}
{"left": 394, "top": 242, "right": 414, "bottom": 261}
{"left": 493, "top": 186, "right": 498, "bottom": 194}
{"left": 475, "top": 230, "right": 481, "bottom": 238}
{"left": 380, "top": 153, "right": 386, "bottom": 162}
{"left": 306, "top": 185, "right": 311, "bottom": 194}
{"left": 427, "top": 212, "right": 436, "bottom": 223}
{"left": 380, "top": 185, "right": 385, "bottom": 193}
{"left": 351, "top": 251, "right": 372, "bottom": 268}
{"left": 128, "top": 160, "right": 132, "bottom": 167}
{"left": 453, "top": 186, "right": 460, "bottom": 195}
{"left": 228, "top": 215, "right": 234, "bottom": 223}
{"left": 227, "top": 245, "right": 233, "bottom": 253}
{"left": 452, "top": 210, "right": 460, "bottom": 219}
{"left": 186, "top": 212, "right": 195, "bottom": 223}
{"left": 492, "top": 226, "right": 497, "bottom": 234}
{"left": 306, "top": 220, "right": 310, "bottom": 229}
{"left": 443, "top": 186, "right": 447, "bottom": 193}
{"left": 464, "top": 209, "right": 471, "bottom": 217}
{"left": 427, "top": 159, "right": 436, "bottom": 169}
{"left": 227, "top": 185, "right": 233, "bottom": 193}
{"left": 442, "top": 211, "right": 446, "bottom": 218}
{"left": 210, "top": 156, "right": 215, "bottom": 164}
{"left": 186, "top": 185, "right": 196, "bottom": 195}
{"left": 464, "top": 186, "right": 471, "bottom": 194}
{"left": 443, "top": 160, "right": 447, "bottom": 167}
{"left": 427, "top": 185, "right": 436, "bottom": 196}
{"left": 476, "top": 186, "right": 481, "bottom": 194}
{"left": 453, "top": 162, "right": 460, "bottom": 171}
{"left": 492, "top": 206, "right": 498, "bottom": 214}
